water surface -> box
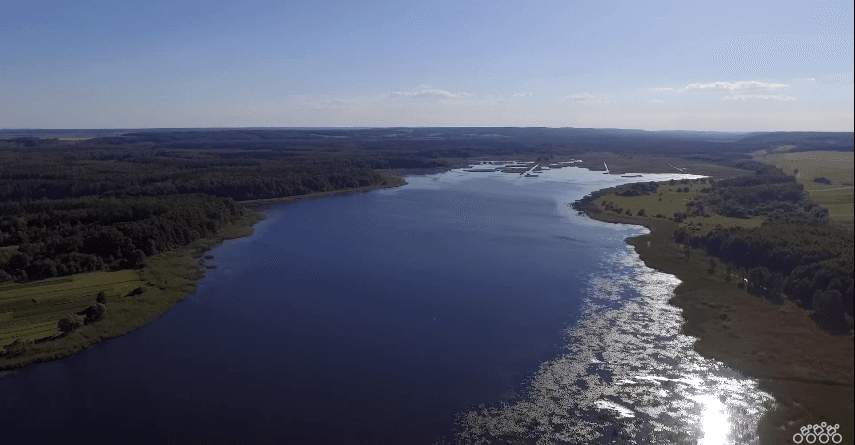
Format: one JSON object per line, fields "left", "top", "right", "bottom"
{"left": 1, "top": 166, "right": 770, "bottom": 444}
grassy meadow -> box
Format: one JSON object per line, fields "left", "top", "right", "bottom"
{"left": 594, "top": 181, "right": 765, "bottom": 233}
{"left": 595, "top": 181, "right": 708, "bottom": 218}
{"left": 756, "top": 150, "right": 855, "bottom": 223}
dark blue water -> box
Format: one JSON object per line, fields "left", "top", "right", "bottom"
{"left": 3, "top": 167, "right": 768, "bottom": 445}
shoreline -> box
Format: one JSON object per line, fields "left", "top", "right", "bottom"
{"left": 240, "top": 173, "right": 409, "bottom": 210}
{"left": 1, "top": 176, "right": 411, "bottom": 373}
{"left": 572, "top": 185, "right": 854, "bottom": 445}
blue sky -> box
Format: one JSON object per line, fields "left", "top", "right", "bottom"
{"left": 1, "top": 0, "right": 852, "bottom": 131}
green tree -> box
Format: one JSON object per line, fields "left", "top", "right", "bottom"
{"left": 708, "top": 258, "right": 717, "bottom": 274}
{"left": 8, "top": 252, "right": 29, "bottom": 271}
{"left": 96, "top": 291, "right": 107, "bottom": 305}
{"left": 128, "top": 249, "right": 147, "bottom": 268}
{"left": 89, "top": 303, "right": 107, "bottom": 322}
{"left": 58, "top": 313, "right": 85, "bottom": 333}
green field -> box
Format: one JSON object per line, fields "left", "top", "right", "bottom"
{"left": 595, "top": 182, "right": 707, "bottom": 219}
{"left": 595, "top": 181, "right": 766, "bottom": 233}
{"left": 756, "top": 150, "right": 854, "bottom": 223}
{"left": 0, "top": 271, "right": 144, "bottom": 346}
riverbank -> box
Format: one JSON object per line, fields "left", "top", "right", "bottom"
{"left": 1, "top": 176, "right": 411, "bottom": 372}
{"left": 240, "top": 173, "right": 409, "bottom": 210}
{"left": 573, "top": 187, "right": 854, "bottom": 445}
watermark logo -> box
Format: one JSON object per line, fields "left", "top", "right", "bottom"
{"left": 793, "top": 422, "right": 842, "bottom": 444}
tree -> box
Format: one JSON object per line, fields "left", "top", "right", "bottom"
{"left": 8, "top": 252, "right": 29, "bottom": 271}
{"left": 128, "top": 249, "right": 147, "bottom": 268}
{"left": 58, "top": 313, "right": 85, "bottom": 333}
{"left": 96, "top": 291, "right": 107, "bottom": 305}
{"left": 89, "top": 303, "right": 107, "bottom": 322}
{"left": 709, "top": 258, "right": 717, "bottom": 274}
{"left": 145, "top": 238, "right": 158, "bottom": 256}
{"left": 636, "top": 209, "right": 646, "bottom": 217}
{"left": 813, "top": 289, "right": 844, "bottom": 332}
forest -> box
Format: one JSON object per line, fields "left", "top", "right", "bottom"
{"left": 673, "top": 162, "right": 853, "bottom": 333}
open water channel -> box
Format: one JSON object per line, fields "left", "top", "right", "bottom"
{"left": 0, "top": 165, "right": 772, "bottom": 444}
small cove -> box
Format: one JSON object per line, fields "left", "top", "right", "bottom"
{"left": 0, "top": 166, "right": 771, "bottom": 444}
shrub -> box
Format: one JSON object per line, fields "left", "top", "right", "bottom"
{"left": 636, "top": 209, "right": 646, "bottom": 217}
{"left": 3, "top": 338, "right": 35, "bottom": 357}
{"left": 79, "top": 303, "right": 108, "bottom": 323}
{"left": 96, "top": 291, "right": 107, "bottom": 305}
{"left": 58, "top": 314, "right": 85, "bottom": 333}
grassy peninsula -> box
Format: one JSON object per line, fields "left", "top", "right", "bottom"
{"left": 572, "top": 166, "right": 854, "bottom": 444}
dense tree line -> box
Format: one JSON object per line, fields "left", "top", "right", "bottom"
{"left": 0, "top": 150, "right": 397, "bottom": 203}
{"left": 699, "top": 163, "right": 828, "bottom": 222}
{"left": 0, "top": 195, "right": 244, "bottom": 282}
{"left": 674, "top": 221, "right": 853, "bottom": 331}
{"left": 618, "top": 182, "right": 660, "bottom": 197}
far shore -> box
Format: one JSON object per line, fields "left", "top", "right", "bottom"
{"left": 572, "top": 184, "right": 854, "bottom": 445}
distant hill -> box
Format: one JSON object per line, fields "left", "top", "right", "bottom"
{"left": 734, "top": 132, "right": 854, "bottom": 152}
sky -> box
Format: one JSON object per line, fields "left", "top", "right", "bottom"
{"left": 1, "top": 0, "right": 853, "bottom": 131}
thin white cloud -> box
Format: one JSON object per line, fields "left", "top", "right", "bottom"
{"left": 565, "top": 93, "right": 593, "bottom": 101}
{"left": 683, "top": 81, "right": 789, "bottom": 92}
{"left": 512, "top": 93, "right": 532, "bottom": 97}
{"left": 721, "top": 95, "right": 797, "bottom": 101}
{"left": 651, "top": 81, "right": 790, "bottom": 93}
{"left": 388, "top": 88, "right": 472, "bottom": 99}
{"left": 650, "top": 99, "right": 664, "bottom": 103}
{"left": 806, "top": 78, "right": 816, "bottom": 82}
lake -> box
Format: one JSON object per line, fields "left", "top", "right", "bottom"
{"left": 0, "top": 165, "right": 772, "bottom": 444}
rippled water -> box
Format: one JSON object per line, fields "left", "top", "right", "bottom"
{"left": 454, "top": 230, "right": 773, "bottom": 445}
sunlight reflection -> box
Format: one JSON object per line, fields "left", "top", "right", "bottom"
{"left": 695, "top": 394, "right": 729, "bottom": 445}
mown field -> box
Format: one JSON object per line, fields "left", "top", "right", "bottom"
{"left": 756, "top": 150, "right": 854, "bottom": 223}
{"left": 0, "top": 271, "right": 144, "bottom": 346}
